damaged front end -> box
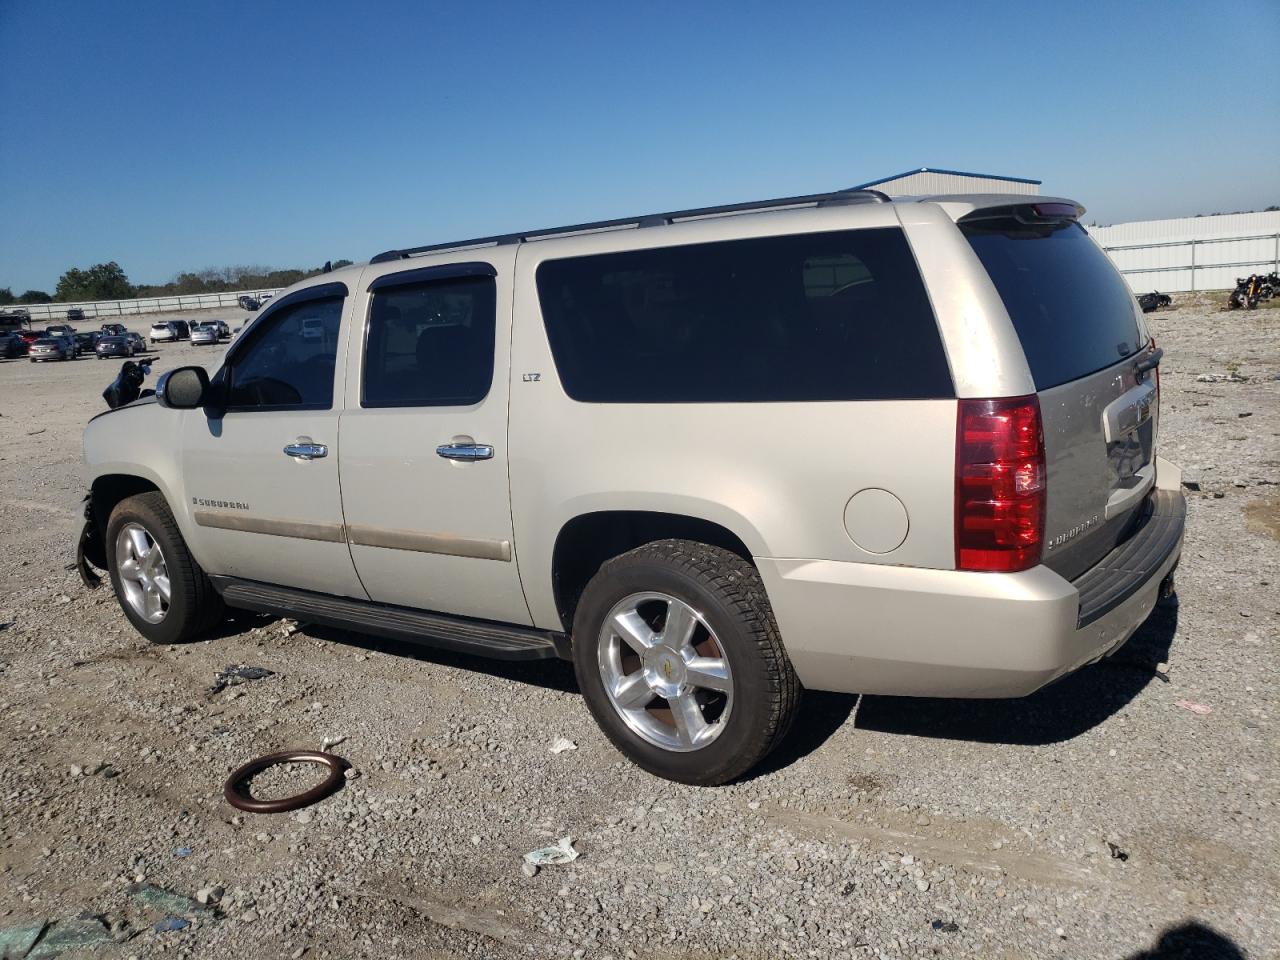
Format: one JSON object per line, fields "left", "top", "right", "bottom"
{"left": 76, "top": 490, "right": 108, "bottom": 590}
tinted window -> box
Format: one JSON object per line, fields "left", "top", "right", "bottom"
{"left": 226, "top": 296, "right": 343, "bottom": 410}
{"left": 362, "top": 276, "right": 495, "bottom": 407}
{"left": 535, "top": 229, "right": 952, "bottom": 402}
{"left": 962, "top": 218, "right": 1142, "bottom": 389}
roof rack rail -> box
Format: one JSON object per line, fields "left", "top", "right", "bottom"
{"left": 369, "top": 188, "right": 892, "bottom": 264}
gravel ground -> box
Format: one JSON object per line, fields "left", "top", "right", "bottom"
{"left": 0, "top": 297, "right": 1276, "bottom": 960}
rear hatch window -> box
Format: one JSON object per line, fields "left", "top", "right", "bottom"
{"left": 961, "top": 216, "right": 1142, "bottom": 389}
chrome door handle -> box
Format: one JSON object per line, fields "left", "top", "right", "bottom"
{"left": 436, "top": 442, "right": 494, "bottom": 462}
{"left": 284, "top": 439, "right": 328, "bottom": 460}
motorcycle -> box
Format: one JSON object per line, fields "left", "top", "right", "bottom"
{"left": 1229, "top": 275, "right": 1263, "bottom": 310}
{"left": 102, "top": 359, "right": 154, "bottom": 409}
{"left": 1258, "top": 271, "right": 1278, "bottom": 302}
{"left": 1137, "top": 291, "right": 1173, "bottom": 313}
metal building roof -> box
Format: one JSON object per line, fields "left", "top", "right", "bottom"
{"left": 848, "top": 167, "right": 1042, "bottom": 190}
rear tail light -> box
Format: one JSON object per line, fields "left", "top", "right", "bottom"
{"left": 955, "top": 395, "right": 1046, "bottom": 572}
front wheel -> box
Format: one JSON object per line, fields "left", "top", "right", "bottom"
{"left": 106, "top": 491, "right": 223, "bottom": 643}
{"left": 572, "top": 540, "right": 801, "bottom": 785}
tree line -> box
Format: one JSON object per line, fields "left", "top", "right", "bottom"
{"left": 0, "top": 259, "right": 353, "bottom": 306}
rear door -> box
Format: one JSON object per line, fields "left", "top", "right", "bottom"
{"left": 337, "top": 251, "right": 532, "bottom": 625}
{"left": 961, "top": 211, "right": 1156, "bottom": 580}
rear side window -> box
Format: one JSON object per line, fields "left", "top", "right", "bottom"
{"left": 362, "top": 276, "right": 495, "bottom": 407}
{"left": 535, "top": 229, "right": 952, "bottom": 402}
{"left": 962, "top": 218, "right": 1142, "bottom": 389}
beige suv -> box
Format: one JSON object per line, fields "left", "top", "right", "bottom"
{"left": 78, "top": 189, "right": 1185, "bottom": 784}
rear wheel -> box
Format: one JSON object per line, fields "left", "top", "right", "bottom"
{"left": 572, "top": 540, "right": 800, "bottom": 785}
{"left": 106, "top": 491, "right": 223, "bottom": 644}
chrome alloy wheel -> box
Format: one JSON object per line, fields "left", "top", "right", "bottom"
{"left": 115, "top": 522, "right": 171, "bottom": 624}
{"left": 597, "top": 592, "right": 733, "bottom": 752}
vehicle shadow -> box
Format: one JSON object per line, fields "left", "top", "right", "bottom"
{"left": 243, "top": 598, "right": 1176, "bottom": 764}
{"left": 1123, "top": 921, "right": 1245, "bottom": 959}
{"left": 298, "top": 622, "right": 580, "bottom": 694}
{"left": 853, "top": 600, "right": 1179, "bottom": 746}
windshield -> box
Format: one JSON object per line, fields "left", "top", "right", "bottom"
{"left": 962, "top": 217, "right": 1143, "bottom": 389}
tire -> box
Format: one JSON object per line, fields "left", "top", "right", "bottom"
{"left": 106, "top": 491, "right": 223, "bottom": 644}
{"left": 572, "top": 539, "right": 801, "bottom": 785}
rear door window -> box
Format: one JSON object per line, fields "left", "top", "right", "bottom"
{"left": 535, "top": 228, "right": 952, "bottom": 403}
{"left": 961, "top": 217, "right": 1143, "bottom": 389}
{"left": 362, "top": 276, "right": 496, "bottom": 407}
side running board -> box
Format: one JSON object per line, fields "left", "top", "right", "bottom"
{"left": 212, "top": 577, "right": 569, "bottom": 661}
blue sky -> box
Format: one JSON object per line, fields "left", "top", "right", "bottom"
{"left": 1, "top": 0, "right": 1277, "bottom": 292}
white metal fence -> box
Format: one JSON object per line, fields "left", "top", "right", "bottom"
{"left": 1098, "top": 233, "right": 1280, "bottom": 293}
{"left": 3, "top": 288, "right": 282, "bottom": 323}
{"left": 1088, "top": 210, "right": 1280, "bottom": 293}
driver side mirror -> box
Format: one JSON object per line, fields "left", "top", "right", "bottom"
{"left": 156, "top": 365, "right": 210, "bottom": 409}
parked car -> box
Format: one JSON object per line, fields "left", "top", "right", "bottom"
{"left": 237, "top": 295, "right": 261, "bottom": 311}
{"left": 12, "top": 330, "right": 41, "bottom": 354}
{"left": 66, "top": 308, "right": 86, "bottom": 322}
{"left": 95, "top": 335, "right": 136, "bottom": 359}
{"left": 190, "top": 323, "right": 220, "bottom": 346}
{"left": 45, "top": 324, "right": 76, "bottom": 338}
{"left": 79, "top": 190, "right": 1184, "bottom": 785}
{"left": 0, "top": 307, "right": 32, "bottom": 330}
{"left": 74, "top": 332, "right": 101, "bottom": 353}
{"left": 29, "top": 336, "right": 78, "bottom": 362}
{"left": 149, "top": 322, "right": 178, "bottom": 344}
{"left": 212, "top": 319, "right": 232, "bottom": 339}
{"left": 171, "top": 320, "right": 191, "bottom": 340}
{"left": 0, "top": 334, "right": 25, "bottom": 359}
{"left": 101, "top": 323, "right": 129, "bottom": 337}
{"left": 126, "top": 332, "right": 147, "bottom": 354}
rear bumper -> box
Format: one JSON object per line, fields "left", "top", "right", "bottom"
{"left": 758, "top": 457, "right": 1185, "bottom": 698}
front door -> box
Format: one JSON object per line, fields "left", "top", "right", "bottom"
{"left": 181, "top": 283, "right": 367, "bottom": 599}
{"left": 338, "top": 255, "right": 531, "bottom": 625}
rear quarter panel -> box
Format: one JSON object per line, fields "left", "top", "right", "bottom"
{"left": 507, "top": 207, "right": 960, "bottom": 631}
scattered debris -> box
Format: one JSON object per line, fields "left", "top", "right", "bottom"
{"left": 523, "top": 836, "right": 579, "bottom": 868}
{"left": 0, "top": 921, "right": 46, "bottom": 958}
{"left": 224, "top": 749, "right": 347, "bottom": 814}
{"left": 25, "top": 428, "right": 45, "bottom": 436}
{"left": 521, "top": 861, "right": 539, "bottom": 878}
{"left": 931, "top": 919, "right": 960, "bottom": 933}
{"left": 126, "top": 883, "right": 215, "bottom": 917}
{"left": 1195, "top": 372, "right": 1248, "bottom": 383}
{"left": 25, "top": 915, "right": 114, "bottom": 958}
{"left": 1107, "top": 842, "right": 1129, "bottom": 862}
{"left": 153, "top": 916, "right": 190, "bottom": 934}
{"left": 1238, "top": 411, "right": 1253, "bottom": 418}
{"left": 211, "top": 664, "right": 275, "bottom": 694}
{"left": 1105, "top": 658, "right": 1171, "bottom": 683}
{"left": 320, "top": 734, "right": 347, "bottom": 752}
{"left": 1175, "top": 699, "right": 1213, "bottom": 716}
{"left": 196, "top": 886, "right": 224, "bottom": 906}
{"left": 1181, "top": 479, "right": 1201, "bottom": 491}
{"left": 548, "top": 737, "right": 577, "bottom": 754}
{"left": 175, "top": 846, "right": 193, "bottom": 857}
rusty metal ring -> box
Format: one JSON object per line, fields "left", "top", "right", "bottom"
{"left": 223, "top": 749, "right": 347, "bottom": 814}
